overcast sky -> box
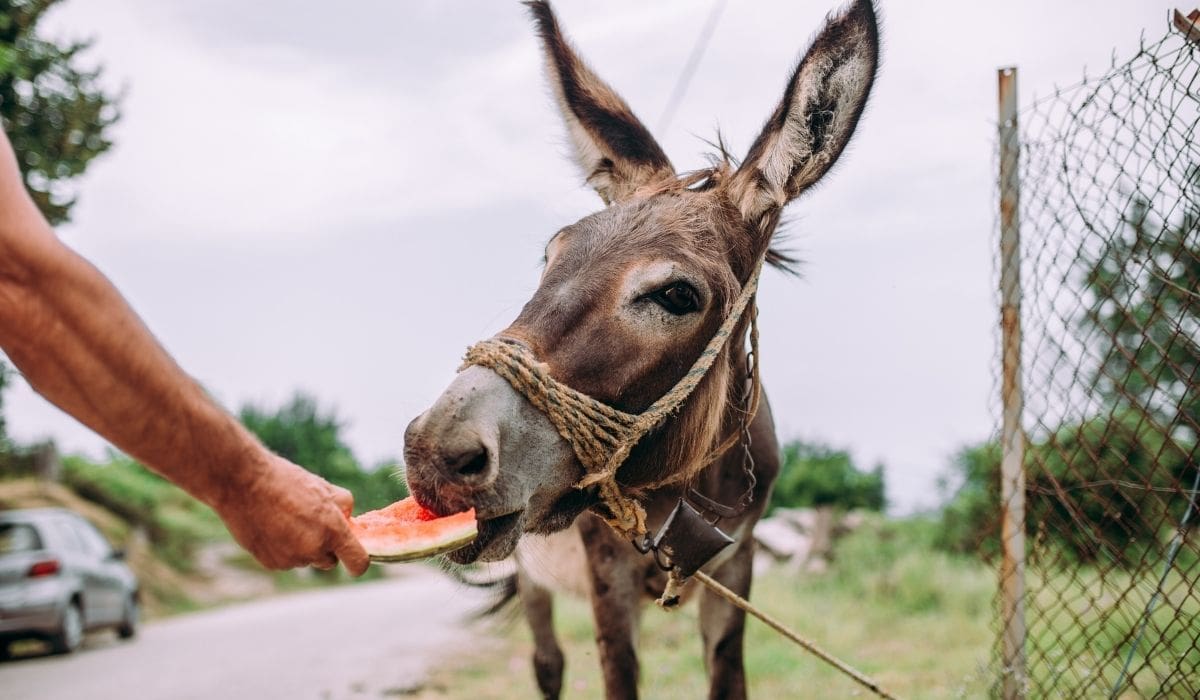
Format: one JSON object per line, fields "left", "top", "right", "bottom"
{"left": 7, "top": 0, "right": 1169, "bottom": 512}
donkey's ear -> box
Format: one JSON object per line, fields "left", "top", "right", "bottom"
{"left": 526, "top": 1, "right": 674, "bottom": 205}
{"left": 728, "top": 0, "right": 879, "bottom": 226}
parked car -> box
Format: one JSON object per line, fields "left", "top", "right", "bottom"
{"left": 0, "top": 508, "right": 139, "bottom": 656}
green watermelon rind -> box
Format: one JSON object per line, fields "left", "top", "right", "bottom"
{"left": 365, "top": 527, "right": 478, "bottom": 563}
{"left": 355, "top": 523, "right": 477, "bottom": 566}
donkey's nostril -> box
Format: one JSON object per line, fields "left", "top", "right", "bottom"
{"left": 444, "top": 446, "right": 490, "bottom": 481}
{"left": 460, "top": 450, "right": 489, "bottom": 477}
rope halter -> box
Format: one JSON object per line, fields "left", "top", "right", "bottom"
{"left": 460, "top": 258, "right": 764, "bottom": 542}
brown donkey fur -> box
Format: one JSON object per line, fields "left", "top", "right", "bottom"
{"left": 402, "top": 2, "right": 880, "bottom": 698}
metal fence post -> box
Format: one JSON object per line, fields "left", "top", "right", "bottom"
{"left": 997, "top": 65, "right": 1027, "bottom": 700}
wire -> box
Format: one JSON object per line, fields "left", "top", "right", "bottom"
{"left": 656, "top": 0, "right": 728, "bottom": 135}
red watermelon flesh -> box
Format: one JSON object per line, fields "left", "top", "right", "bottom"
{"left": 350, "top": 497, "right": 477, "bottom": 563}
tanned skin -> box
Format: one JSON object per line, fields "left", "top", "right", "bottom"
{"left": 0, "top": 130, "right": 368, "bottom": 576}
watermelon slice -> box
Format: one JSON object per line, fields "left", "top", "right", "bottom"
{"left": 349, "top": 497, "right": 477, "bottom": 563}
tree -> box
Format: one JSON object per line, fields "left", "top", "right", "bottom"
{"left": 240, "top": 394, "right": 361, "bottom": 486}
{"left": 0, "top": 0, "right": 120, "bottom": 224}
{"left": 1083, "top": 180, "right": 1200, "bottom": 434}
{"left": 768, "top": 439, "right": 886, "bottom": 514}
{"left": 239, "top": 393, "right": 407, "bottom": 514}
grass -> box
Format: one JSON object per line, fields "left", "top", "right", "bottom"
{"left": 421, "top": 517, "right": 998, "bottom": 699}
{"left": 1024, "top": 561, "right": 1200, "bottom": 697}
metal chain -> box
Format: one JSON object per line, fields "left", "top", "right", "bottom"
{"left": 688, "top": 303, "right": 760, "bottom": 523}
{"left": 734, "top": 310, "right": 759, "bottom": 513}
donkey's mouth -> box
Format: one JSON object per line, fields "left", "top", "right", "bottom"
{"left": 445, "top": 510, "right": 525, "bottom": 564}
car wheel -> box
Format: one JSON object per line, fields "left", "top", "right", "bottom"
{"left": 117, "top": 594, "right": 139, "bottom": 640}
{"left": 51, "top": 600, "right": 84, "bottom": 654}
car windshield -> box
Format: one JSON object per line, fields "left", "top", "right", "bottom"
{"left": 0, "top": 522, "right": 43, "bottom": 554}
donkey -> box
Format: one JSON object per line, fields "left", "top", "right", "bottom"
{"left": 403, "top": 2, "right": 879, "bottom": 698}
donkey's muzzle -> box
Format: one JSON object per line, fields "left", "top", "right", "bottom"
{"left": 403, "top": 413, "right": 496, "bottom": 516}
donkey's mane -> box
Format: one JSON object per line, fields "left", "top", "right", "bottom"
{"left": 659, "top": 141, "right": 803, "bottom": 277}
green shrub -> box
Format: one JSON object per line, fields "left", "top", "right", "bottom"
{"left": 769, "top": 440, "right": 885, "bottom": 514}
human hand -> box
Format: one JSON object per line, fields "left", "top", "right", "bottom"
{"left": 213, "top": 455, "right": 370, "bottom": 576}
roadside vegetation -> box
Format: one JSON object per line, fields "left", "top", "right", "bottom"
{"left": 0, "top": 387, "right": 407, "bottom": 617}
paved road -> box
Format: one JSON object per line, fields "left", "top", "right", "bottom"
{"left": 0, "top": 568, "right": 492, "bottom": 700}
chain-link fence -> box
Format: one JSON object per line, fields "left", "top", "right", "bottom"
{"left": 995, "top": 11, "right": 1200, "bottom": 699}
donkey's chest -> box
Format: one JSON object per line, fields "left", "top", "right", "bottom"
{"left": 514, "top": 503, "right": 756, "bottom": 603}
{"left": 515, "top": 527, "right": 592, "bottom": 598}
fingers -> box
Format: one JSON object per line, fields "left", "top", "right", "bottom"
{"left": 330, "top": 484, "right": 355, "bottom": 518}
{"left": 326, "top": 483, "right": 368, "bottom": 575}
{"left": 222, "top": 457, "right": 370, "bottom": 575}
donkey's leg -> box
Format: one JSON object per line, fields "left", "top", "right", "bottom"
{"left": 699, "top": 540, "right": 755, "bottom": 700}
{"left": 579, "top": 515, "right": 643, "bottom": 700}
{"left": 517, "top": 568, "right": 565, "bottom": 700}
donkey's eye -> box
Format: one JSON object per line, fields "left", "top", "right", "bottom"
{"left": 649, "top": 282, "right": 700, "bottom": 315}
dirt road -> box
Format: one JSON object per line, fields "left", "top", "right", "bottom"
{"left": 0, "top": 568, "right": 493, "bottom": 700}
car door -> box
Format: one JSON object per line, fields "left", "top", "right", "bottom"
{"left": 70, "top": 517, "right": 125, "bottom": 625}
{"left": 45, "top": 516, "right": 108, "bottom": 626}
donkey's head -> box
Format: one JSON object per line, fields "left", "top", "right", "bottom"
{"left": 405, "top": 0, "right": 879, "bottom": 563}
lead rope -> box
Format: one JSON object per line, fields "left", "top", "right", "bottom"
{"left": 460, "top": 258, "right": 899, "bottom": 700}
{"left": 693, "top": 571, "right": 898, "bottom": 699}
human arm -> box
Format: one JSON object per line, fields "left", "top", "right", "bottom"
{"left": 0, "top": 130, "right": 368, "bottom": 575}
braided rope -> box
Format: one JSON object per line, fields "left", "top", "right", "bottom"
{"left": 462, "top": 261, "right": 763, "bottom": 540}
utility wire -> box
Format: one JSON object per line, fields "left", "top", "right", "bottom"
{"left": 657, "top": 0, "right": 728, "bottom": 135}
